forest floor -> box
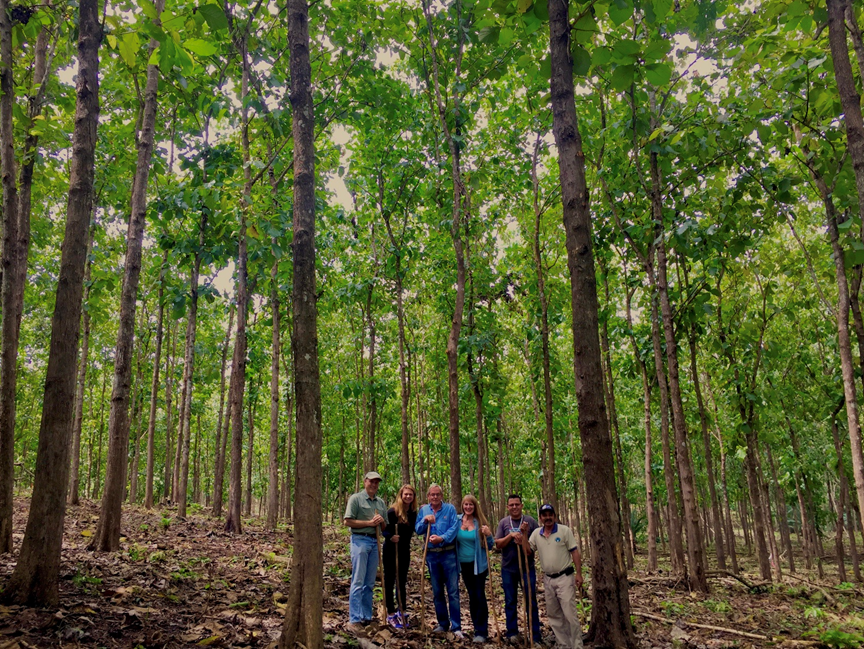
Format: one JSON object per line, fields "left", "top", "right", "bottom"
{"left": 0, "top": 498, "right": 861, "bottom": 648}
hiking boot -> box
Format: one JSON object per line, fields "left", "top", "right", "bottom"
{"left": 387, "top": 614, "right": 403, "bottom": 630}
{"left": 346, "top": 623, "right": 366, "bottom": 635}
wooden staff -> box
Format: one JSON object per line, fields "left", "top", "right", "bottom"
{"left": 376, "top": 526, "right": 387, "bottom": 624}
{"left": 394, "top": 538, "right": 405, "bottom": 627}
{"left": 420, "top": 526, "right": 431, "bottom": 634}
{"left": 577, "top": 582, "right": 586, "bottom": 628}
{"left": 523, "top": 543, "right": 534, "bottom": 649}
{"left": 516, "top": 540, "right": 532, "bottom": 649}
{"left": 484, "top": 537, "right": 502, "bottom": 643}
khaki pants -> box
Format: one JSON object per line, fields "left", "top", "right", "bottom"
{"left": 543, "top": 573, "right": 583, "bottom": 649}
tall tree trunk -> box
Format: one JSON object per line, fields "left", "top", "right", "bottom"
{"left": 1, "top": 0, "right": 99, "bottom": 601}
{"left": 224, "top": 41, "right": 251, "bottom": 534}
{"left": 128, "top": 333, "right": 146, "bottom": 504}
{"left": 69, "top": 224, "right": 94, "bottom": 506}
{"left": 244, "top": 394, "right": 256, "bottom": 517}
{"left": 422, "top": 0, "right": 466, "bottom": 506}
{"left": 650, "top": 149, "right": 707, "bottom": 591}
{"left": 176, "top": 257, "right": 202, "bottom": 519}
{"left": 267, "top": 259, "right": 281, "bottom": 530}
{"left": 531, "top": 133, "right": 557, "bottom": 510}
{"left": 279, "top": 0, "right": 323, "bottom": 642}
{"left": 365, "top": 284, "right": 377, "bottom": 473}
{"left": 93, "top": 3, "right": 163, "bottom": 546}
{"left": 832, "top": 412, "right": 852, "bottom": 582}
{"left": 601, "top": 272, "right": 634, "bottom": 567}
{"left": 163, "top": 323, "right": 176, "bottom": 502}
{"left": 0, "top": 0, "right": 52, "bottom": 550}
{"left": 649, "top": 291, "right": 685, "bottom": 573}
{"left": 144, "top": 254, "right": 167, "bottom": 510}
{"left": 766, "top": 446, "right": 794, "bottom": 573}
{"left": 548, "top": 1, "right": 635, "bottom": 643}
{"left": 828, "top": 0, "right": 864, "bottom": 532}
{"left": 688, "top": 331, "right": 726, "bottom": 570}
{"left": 212, "top": 304, "right": 235, "bottom": 517}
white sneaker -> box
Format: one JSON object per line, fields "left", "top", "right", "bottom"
{"left": 453, "top": 631, "right": 464, "bottom": 639}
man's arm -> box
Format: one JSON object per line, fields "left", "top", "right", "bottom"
{"left": 440, "top": 505, "right": 460, "bottom": 544}
{"left": 345, "top": 516, "right": 384, "bottom": 529}
{"left": 570, "top": 546, "right": 583, "bottom": 585}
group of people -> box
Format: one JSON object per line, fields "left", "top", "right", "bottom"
{"left": 343, "top": 472, "right": 584, "bottom": 649}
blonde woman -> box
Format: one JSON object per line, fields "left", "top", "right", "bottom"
{"left": 383, "top": 484, "right": 418, "bottom": 629}
{"left": 457, "top": 494, "right": 494, "bottom": 643}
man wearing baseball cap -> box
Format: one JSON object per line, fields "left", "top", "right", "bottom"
{"left": 344, "top": 471, "right": 387, "bottom": 633}
{"left": 529, "top": 504, "right": 583, "bottom": 649}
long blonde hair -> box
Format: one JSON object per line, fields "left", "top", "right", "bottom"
{"left": 391, "top": 484, "right": 418, "bottom": 523}
{"left": 461, "top": 494, "right": 488, "bottom": 528}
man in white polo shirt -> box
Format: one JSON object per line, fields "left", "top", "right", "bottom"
{"left": 528, "top": 504, "right": 583, "bottom": 649}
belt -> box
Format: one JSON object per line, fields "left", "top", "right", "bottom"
{"left": 427, "top": 544, "right": 456, "bottom": 553}
{"left": 352, "top": 532, "right": 377, "bottom": 537}
{"left": 547, "top": 566, "right": 575, "bottom": 579}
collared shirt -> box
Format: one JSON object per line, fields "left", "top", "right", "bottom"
{"left": 529, "top": 523, "right": 579, "bottom": 576}
{"left": 414, "top": 502, "right": 459, "bottom": 547}
{"left": 495, "top": 514, "right": 539, "bottom": 571}
{"left": 344, "top": 489, "right": 387, "bottom": 535}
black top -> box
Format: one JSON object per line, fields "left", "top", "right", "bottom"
{"left": 383, "top": 507, "right": 417, "bottom": 553}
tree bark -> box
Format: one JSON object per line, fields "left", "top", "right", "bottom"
{"left": 224, "top": 41, "right": 252, "bottom": 534}
{"left": 144, "top": 253, "right": 167, "bottom": 510}
{"left": 649, "top": 290, "right": 685, "bottom": 573}
{"left": 212, "top": 304, "right": 235, "bottom": 517}
{"left": 766, "top": 445, "right": 794, "bottom": 574}
{"left": 69, "top": 223, "right": 95, "bottom": 506}
{"left": 176, "top": 257, "right": 202, "bottom": 519}
{"left": 828, "top": 0, "right": 864, "bottom": 532}
{"left": 422, "top": 0, "right": 466, "bottom": 506}
{"left": 1, "top": 0, "right": 100, "bottom": 602}
{"left": 93, "top": 1, "right": 163, "bottom": 547}
{"left": 279, "top": 0, "right": 323, "bottom": 643}
{"left": 625, "top": 285, "right": 657, "bottom": 571}
{"left": 267, "top": 259, "right": 281, "bottom": 530}
{"left": 547, "top": 1, "right": 635, "bottom": 643}
{"left": 163, "top": 323, "right": 177, "bottom": 502}
{"left": 244, "top": 393, "right": 256, "bottom": 517}
{"left": 687, "top": 331, "right": 726, "bottom": 570}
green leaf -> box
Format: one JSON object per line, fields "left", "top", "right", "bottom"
{"left": 106, "top": 34, "right": 118, "bottom": 49}
{"left": 516, "top": 0, "right": 533, "bottom": 14}
{"left": 609, "top": 0, "right": 633, "bottom": 26}
{"left": 756, "top": 124, "right": 772, "bottom": 145}
{"left": 838, "top": 218, "right": 854, "bottom": 232}
{"left": 592, "top": 47, "right": 612, "bottom": 66}
{"left": 645, "top": 62, "right": 672, "bottom": 86}
{"left": 184, "top": 38, "right": 217, "bottom": 56}
{"left": 572, "top": 13, "right": 598, "bottom": 44}
{"left": 159, "top": 37, "right": 176, "bottom": 73}
{"left": 119, "top": 31, "right": 141, "bottom": 68}
{"left": 610, "top": 64, "right": 635, "bottom": 91}
{"left": 478, "top": 26, "right": 500, "bottom": 44}
{"left": 140, "top": 0, "right": 158, "bottom": 20}
{"left": 572, "top": 45, "right": 591, "bottom": 76}
{"left": 198, "top": 3, "right": 228, "bottom": 31}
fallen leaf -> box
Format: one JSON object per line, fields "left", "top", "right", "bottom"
{"left": 197, "top": 635, "right": 222, "bottom": 645}
{"left": 80, "top": 529, "right": 93, "bottom": 537}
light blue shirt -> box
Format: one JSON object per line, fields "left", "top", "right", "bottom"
{"left": 456, "top": 514, "right": 494, "bottom": 574}
{"left": 415, "top": 502, "right": 459, "bottom": 546}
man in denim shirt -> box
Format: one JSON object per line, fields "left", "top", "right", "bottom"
{"left": 415, "top": 484, "right": 462, "bottom": 638}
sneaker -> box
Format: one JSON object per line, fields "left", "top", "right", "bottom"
{"left": 453, "top": 630, "right": 464, "bottom": 639}
{"left": 432, "top": 625, "right": 448, "bottom": 634}
{"left": 398, "top": 611, "right": 409, "bottom": 628}
{"left": 387, "top": 613, "right": 403, "bottom": 630}
{"left": 346, "top": 622, "right": 366, "bottom": 635}
{"left": 505, "top": 635, "right": 521, "bottom": 645}
{"left": 473, "top": 636, "right": 487, "bottom": 643}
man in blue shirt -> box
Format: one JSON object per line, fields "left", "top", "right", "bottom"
{"left": 415, "top": 484, "right": 462, "bottom": 638}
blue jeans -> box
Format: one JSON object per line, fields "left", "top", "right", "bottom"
{"left": 426, "top": 549, "right": 461, "bottom": 631}
{"left": 349, "top": 535, "right": 379, "bottom": 623}
{"left": 501, "top": 568, "right": 541, "bottom": 641}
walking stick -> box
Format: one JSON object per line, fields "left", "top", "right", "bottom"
{"left": 376, "top": 526, "right": 387, "bottom": 625}
{"left": 519, "top": 545, "right": 534, "bottom": 649}
{"left": 577, "top": 582, "right": 586, "bottom": 629}
{"left": 516, "top": 541, "right": 530, "bottom": 649}
{"left": 395, "top": 538, "right": 405, "bottom": 627}
{"left": 484, "top": 538, "right": 502, "bottom": 644}
{"left": 420, "top": 526, "right": 431, "bottom": 634}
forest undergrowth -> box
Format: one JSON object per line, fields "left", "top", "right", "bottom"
{"left": 0, "top": 498, "right": 860, "bottom": 648}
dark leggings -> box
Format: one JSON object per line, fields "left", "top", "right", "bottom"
{"left": 460, "top": 562, "right": 489, "bottom": 637}
{"left": 383, "top": 543, "right": 410, "bottom": 614}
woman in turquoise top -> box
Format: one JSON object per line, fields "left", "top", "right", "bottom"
{"left": 457, "top": 494, "right": 495, "bottom": 643}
